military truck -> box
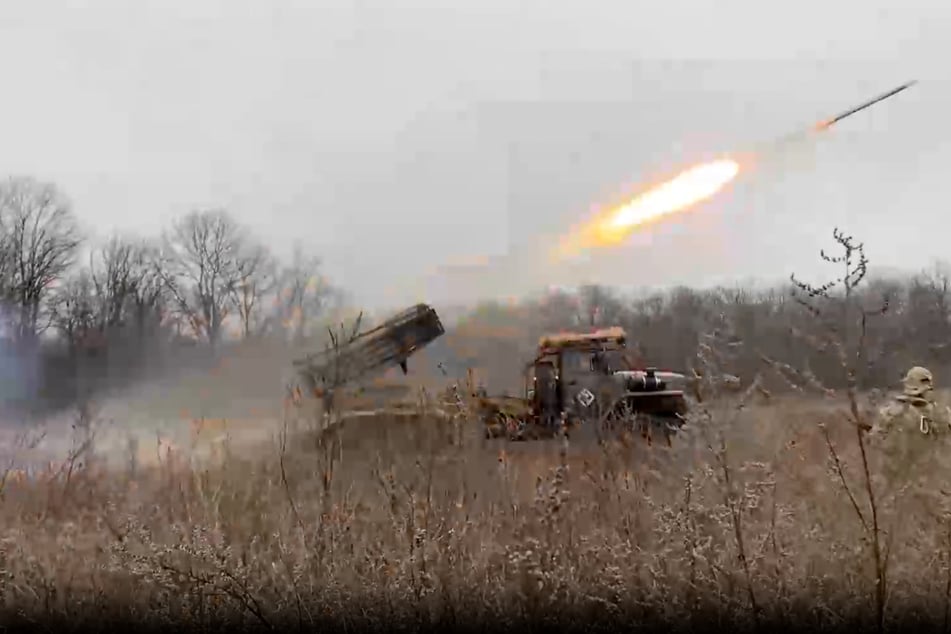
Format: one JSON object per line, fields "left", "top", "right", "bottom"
{"left": 478, "top": 326, "right": 688, "bottom": 442}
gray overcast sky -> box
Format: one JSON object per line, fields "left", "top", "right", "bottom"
{"left": 0, "top": 0, "right": 948, "bottom": 312}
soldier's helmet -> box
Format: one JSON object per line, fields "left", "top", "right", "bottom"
{"left": 902, "top": 366, "right": 934, "bottom": 398}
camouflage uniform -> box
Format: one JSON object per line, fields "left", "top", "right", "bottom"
{"left": 871, "top": 366, "right": 951, "bottom": 490}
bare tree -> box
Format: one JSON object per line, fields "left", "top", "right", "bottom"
{"left": 533, "top": 284, "right": 626, "bottom": 331}
{"left": 231, "top": 241, "right": 278, "bottom": 340}
{"left": 89, "top": 235, "right": 137, "bottom": 331}
{"left": 86, "top": 234, "right": 169, "bottom": 340}
{"left": 275, "top": 244, "right": 332, "bottom": 344}
{"left": 45, "top": 267, "right": 102, "bottom": 411}
{"left": 902, "top": 262, "right": 951, "bottom": 362}
{"left": 0, "top": 202, "right": 12, "bottom": 305}
{"left": 576, "top": 283, "right": 626, "bottom": 328}
{"left": 158, "top": 209, "right": 245, "bottom": 349}
{"left": 126, "top": 239, "right": 168, "bottom": 339}
{"left": 49, "top": 269, "right": 98, "bottom": 353}
{"left": 534, "top": 288, "right": 574, "bottom": 326}
{"left": 0, "top": 176, "right": 83, "bottom": 342}
{"left": 786, "top": 228, "right": 891, "bottom": 633}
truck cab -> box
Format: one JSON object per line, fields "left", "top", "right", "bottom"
{"left": 523, "top": 327, "right": 687, "bottom": 436}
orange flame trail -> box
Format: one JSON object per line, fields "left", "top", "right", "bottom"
{"left": 555, "top": 157, "right": 741, "bottom": 259}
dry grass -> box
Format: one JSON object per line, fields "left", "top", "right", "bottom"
{"left": 0, "top": 382, "right": 950, "bottom": 632}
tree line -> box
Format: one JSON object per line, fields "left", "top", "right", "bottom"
{"left": 0, "top": 175, "right": 339, "bottom": 416}
{"left": 445, "top": 248, "right": 951, "bottom": 396}
{"left": 2, "top": 172, "right": 943, "bottom": 413}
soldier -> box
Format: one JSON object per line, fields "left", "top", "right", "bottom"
{"left": 873, "top": 366, "right": 951, "bottom": 436}
{"left": 871, "top": 366, "right": 951, "bottom": 489}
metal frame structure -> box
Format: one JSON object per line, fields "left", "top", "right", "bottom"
{"left": 292, "top": 303, "right": 446, "bottom": 394}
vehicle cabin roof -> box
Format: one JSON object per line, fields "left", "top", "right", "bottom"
{"left": 537, "top": 326, "right": 627, "bottom": 351}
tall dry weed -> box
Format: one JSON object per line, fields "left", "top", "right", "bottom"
{"left": 1, "top": 377, "right": 950, "bottom": 630}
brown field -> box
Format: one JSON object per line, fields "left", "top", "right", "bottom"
{"left": 1, "top": 367, "right": 949, "bottom": 632}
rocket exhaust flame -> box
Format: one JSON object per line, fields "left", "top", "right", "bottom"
{"left": 554, "top": 80, "right": 916, "bottom": 260}
{"left": 556, "top": 158, "right": 740, "bottom": 258}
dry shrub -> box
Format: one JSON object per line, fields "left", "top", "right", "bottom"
{"left": 0, "top": 380, "right": 946, "bottom": 632}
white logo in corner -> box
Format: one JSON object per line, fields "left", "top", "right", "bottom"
{"left": 576, "top": 388, "right": 596, "bottom": 408}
